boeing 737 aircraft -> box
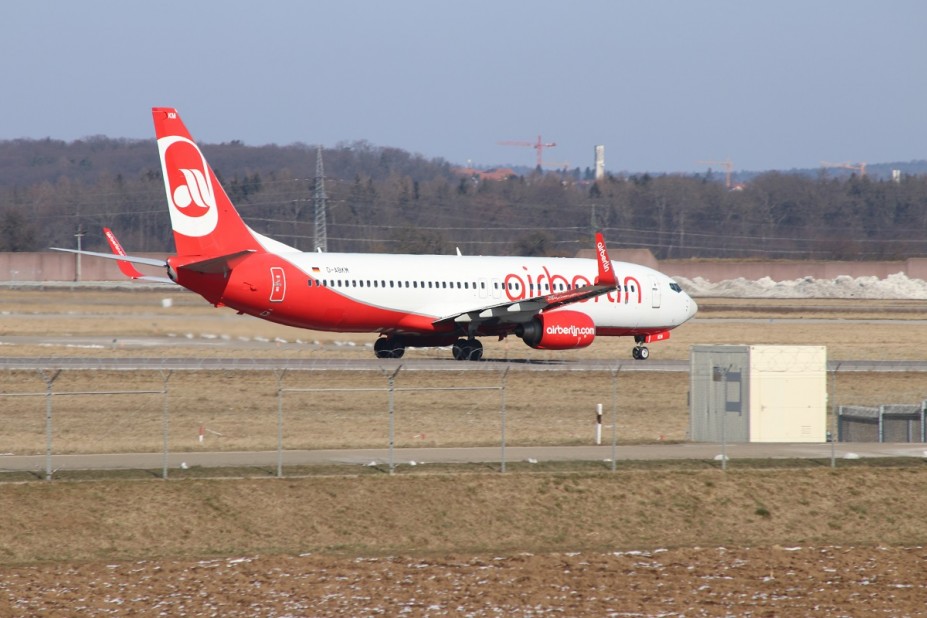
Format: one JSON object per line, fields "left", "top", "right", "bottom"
{"left": 55, "top": 108, "right": 697, "bottom": 361}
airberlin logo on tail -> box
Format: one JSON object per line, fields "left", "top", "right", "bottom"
{"left": 158, "top": 136, "right": 219, "bottom": 238}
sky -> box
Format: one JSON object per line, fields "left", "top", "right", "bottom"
{"left": 2, "top": 1, "right": 926, "bottom": 174}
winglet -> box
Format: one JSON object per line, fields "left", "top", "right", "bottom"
{"left": 593, "top": 232, "right": 617, "bottom": 287}
{"left": 104, "top": 227, "right": 146, "bottom": 279}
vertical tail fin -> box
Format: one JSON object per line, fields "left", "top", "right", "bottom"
{"left": 152, "top": 107, "right": 263, "bottom": 258}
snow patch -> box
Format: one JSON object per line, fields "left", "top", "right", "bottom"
{"left": 677, "top": 272, "right": 927, "bottom": 299}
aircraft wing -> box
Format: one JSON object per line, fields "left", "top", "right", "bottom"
{"left": 433, "top": 232, "right": 619, "bottom": 328}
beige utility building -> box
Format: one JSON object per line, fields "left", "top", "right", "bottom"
{"left": 689, "top": 345, "right": 827, "bottom": 443}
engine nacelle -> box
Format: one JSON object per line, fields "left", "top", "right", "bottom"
{"left": 516, "top": 311, "right": 596, "bottom": 350}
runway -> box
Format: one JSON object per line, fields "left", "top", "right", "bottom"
{"left": 2, "top": 356, "right": 927, "bottom": 372}
{"left": 3, "top": 443, "right": 926, "bottom": 474}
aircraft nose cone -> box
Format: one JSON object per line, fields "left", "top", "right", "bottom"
{"left": 685, "top": 297, "right": 698, "bottom": 321}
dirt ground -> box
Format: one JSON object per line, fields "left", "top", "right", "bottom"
{"left": 2, "top": 546, "right": 925, "bottom": 616}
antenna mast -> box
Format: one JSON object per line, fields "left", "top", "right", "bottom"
{"left": 313, "top": 145, "right": 328, "bottom": 252}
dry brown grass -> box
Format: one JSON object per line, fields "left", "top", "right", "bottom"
{"left": 1, "top": 467, "right": 927, "bottom": 564}
{"left": 2, "top": 288, "right": 927, "bottom": 454}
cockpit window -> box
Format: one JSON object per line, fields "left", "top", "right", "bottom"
{"left": 669, "top": 282, "right": 683, "bottom": 293}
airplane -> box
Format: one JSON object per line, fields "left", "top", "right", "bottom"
{"left": 54, "top": 107, "right": 697, "bottom": 361}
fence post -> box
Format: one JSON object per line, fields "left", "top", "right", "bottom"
{"left": 382, "top": 365, "right": 402, "bottom": 475}
{"left": 160, "top": 370, "right": 172, "bottom": 480}
{"left": 830, "top": 362, "right": 841, "bottom": 468}
{"left": 611, "top": 365, "right": 620, "bottom": 472}
{"left": 39, "top": 369, "right": 61, "bottom": 481}
{"left": 500, "top": 366, "right": 509, "bottom": 473}
{"left": 276, "top": 369, "right": 287, "bottom": 478}
{"left": 878, "top": 405, "right": 885, "bottom": 443}
{"left": 713, "top": 365, "right": 729, "bottom": 472}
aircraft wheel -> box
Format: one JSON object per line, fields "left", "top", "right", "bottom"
{"left": 452, "top": 338, "right": 470, "bottom": 361}
{"left": 375, "top": 337, "right": 405, "bottom": 359}
{"left": 638, "top": 346, "right": 650, "bottom": 360}
{"left": 468, "top": 339, "right": 483, "bottom": 361}
{"left": 631, "top": 347, "right": 641, "bottom": 360}
{"left": 374, "top": 337, "right": 391, "bottom": 359}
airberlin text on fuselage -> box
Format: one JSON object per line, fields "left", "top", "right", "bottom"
{"left": 546, "top": 323, "right": 596, "bottom": 337}
{"left": 504, "top": 265, "right": 641, "bottom": 304}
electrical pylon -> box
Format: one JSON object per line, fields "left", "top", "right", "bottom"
{"left": 313, "top": 145, "right": 327, "bottom": 252}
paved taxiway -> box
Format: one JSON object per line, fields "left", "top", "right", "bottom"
{"left": 2, "top": 356, "right": 927, "bottom": 372}
{"left": 2, "top": 443, "right": 926, "bottom": 474}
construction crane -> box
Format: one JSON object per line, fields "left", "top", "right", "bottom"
{"left": 697, "top": 158, "right": 734, "bottom": 189}
{"left": 821, "top": 161, "right": 867, "bottom": 177}
{"left": 498, "top": 135, "right": 557, "bottom": 168}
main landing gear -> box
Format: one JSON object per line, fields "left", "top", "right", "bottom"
{"left": 452, "top": 338, "right": 483, "bottom": 361}
{"left": 632, "top": 335, "right": 650, "bottom": 361}
{"left": 374, "top": 337, "right": 405, "bottom": 359}
{"left": 374, "top": 336, "right": 483, "bottom": 361}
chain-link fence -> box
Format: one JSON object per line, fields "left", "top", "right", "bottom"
{"left": 3, "top": 362, "right": 924, "bottom": 480}
{"left": 838, "top": 403, "right": 927, "bottom": 443}
{"left": 2, "top": 365, "right": 631, "bottom": 479}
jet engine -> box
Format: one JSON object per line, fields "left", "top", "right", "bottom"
{"left": 515, "top": 311, "right": 596, "bottom": 350}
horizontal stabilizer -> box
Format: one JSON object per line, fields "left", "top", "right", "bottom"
{"left": 50, "top": 247, "right": 168, "bottom": 268}
{"left": 49, "top": 248, "right": 175, "bottom": 285}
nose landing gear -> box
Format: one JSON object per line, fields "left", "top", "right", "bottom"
{"left": 632, "top": 335, "right": 650, "bottom": 361}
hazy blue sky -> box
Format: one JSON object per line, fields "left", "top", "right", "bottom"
{"left": 3, "top": 1, "right": 925, "bottom": 173}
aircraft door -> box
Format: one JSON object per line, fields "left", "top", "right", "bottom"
{"left": 491, "top": 278, "right": 502, "bottom": 300}
{"left": 651, "top": 277, "right": 661, "bottom": 308}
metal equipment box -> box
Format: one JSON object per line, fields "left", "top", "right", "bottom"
{"left": 690, "top": 345, "right": 827, "bottom": 443}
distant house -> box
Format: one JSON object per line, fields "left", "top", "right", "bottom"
{"left": 453, "top": 167, "right": 518, "bottom": 182}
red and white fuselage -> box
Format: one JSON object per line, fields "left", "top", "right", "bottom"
{"left": 57, "top": 108, "right": 697, "bottom": 361}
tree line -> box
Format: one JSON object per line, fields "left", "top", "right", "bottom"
{"left": 2, "top": 136, "right": 926, "bottom": 260}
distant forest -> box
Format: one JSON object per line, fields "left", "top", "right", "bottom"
{"left": 2, "top": 136, "right": 927, "bottom": 260}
